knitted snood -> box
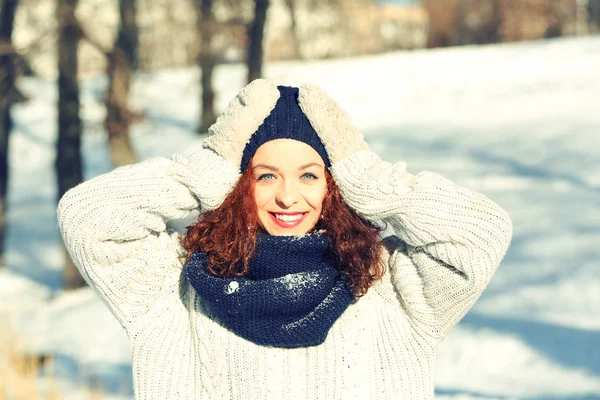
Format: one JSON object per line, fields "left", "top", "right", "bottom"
{"left": 185, "top": 234, "right": 355, "bottom": 348}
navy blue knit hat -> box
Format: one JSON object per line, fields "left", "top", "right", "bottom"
{"left": 240, "top": 85, "right": 331, "bottom": 172}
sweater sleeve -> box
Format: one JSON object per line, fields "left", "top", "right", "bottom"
{"left": 332, "top": 150, "right": 512, "bottom": 341}
{"left": 56, "top": 149, "right": 239, "bottom": 330}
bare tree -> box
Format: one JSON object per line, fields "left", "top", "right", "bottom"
{"left": 56, "top": 0, "right": 86, "bottom": 289}
{"left": 197, "top": 0, "right": 217, "bottom": 133}
{"left": 590, "top": 0, "right": 600, "bottom": 31}
{"left": 420, "top": 0, "right": 459, "bottom": 47}
{"left": 105, "top": 0, "right": 139, "bottom": 167}
{"left": 247, "top": 0, "right": 269, "bottom": 83}
{"left": 284, "top": 0, "right": 301, "bottom": 59}
{"left": 455, "top": 0, "right": 503, "bottom": 45}
{"left": 0, "top": 0, "right": 19, "bottom": 267}
{"left": 487, "top": 0, "right": 503, "bottom": 43}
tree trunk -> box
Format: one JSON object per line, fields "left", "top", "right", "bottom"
{"left": 56, "top": 0, "right": 86, "bottom": 289}
{"left": 197, "top": 0, "right": 217, "bottom": 133}
{"left": 488, "top": 0, "right": 502, "bottom": 43}
{"left": 284, "top": 0, "right": 301, "bottom": 59}
{"left": 247, "top": 0, "right": 269, "bottom": 83}
{"left": 589, "top": 0, "right": 600, "bottom": 31}
{"left": 105, "top": 0, "right": 138, "bottom": 168}
{"left": 0, "top": 0, "right": 19, "bottom": 268}
{"left": 421, "top": 0, "right": 459, "bottom": 48}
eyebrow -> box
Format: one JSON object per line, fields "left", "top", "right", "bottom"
{"left": 252, "top": 162, "right": 324, "bottom": 171}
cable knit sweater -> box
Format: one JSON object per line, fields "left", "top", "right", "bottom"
{"left": 57, "top": 80, "right": 512, "bottom": 399}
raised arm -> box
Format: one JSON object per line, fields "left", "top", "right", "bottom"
{"left": 296, "top": 83, "right": 512, "bottom": 341}
{"left": 332, "top": 150, "right": 512, "bottom": 341}
{"left": 57, "top": 149, "right": 239, "bottom": 329}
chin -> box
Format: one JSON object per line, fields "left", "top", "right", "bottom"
{"left": 266, "top": 226, "right": 312, "bottom": 236}
{"left": 261, "top": 220, "right": 317, "bottom": 237}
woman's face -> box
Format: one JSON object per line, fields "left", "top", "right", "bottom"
{"left": 251, "top": 139, "right": 327, "bottom": 236}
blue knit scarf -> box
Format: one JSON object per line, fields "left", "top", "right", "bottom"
{"left": 185, "top": 234, "right": 355, "bottom": 348}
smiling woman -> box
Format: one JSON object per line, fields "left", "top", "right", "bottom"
{"left": 252, "top": 139, "right": 328, "bottom": 236}
{"left": 57, "top": 79, "right": 512, "bottom": 399}
{"left": 183, "top": 86, "right": 384, "bottom": 302}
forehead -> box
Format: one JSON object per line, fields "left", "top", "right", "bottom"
{"left": 252, "top": 139, "right": 325, "bottom": 168}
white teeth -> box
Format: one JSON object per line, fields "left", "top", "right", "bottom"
{"left": 275, "top": 214, "right": 303, "bottom": 222}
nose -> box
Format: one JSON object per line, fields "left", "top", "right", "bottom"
{"left": 275, "top": 179, "right": 299, "bottom": 208}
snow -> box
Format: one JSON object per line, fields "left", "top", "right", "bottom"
{"left": 2, "top": 36, "right": 600, "bottom": 399}
{"left": 279, "top": 272, "right": 320, "bottom": 294}
{"left": 226, "top": 280, "right": 240, "bottom": 294}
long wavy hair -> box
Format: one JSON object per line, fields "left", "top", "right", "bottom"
{"left": 183, "top": 163, "right": 384, "bottom": 297}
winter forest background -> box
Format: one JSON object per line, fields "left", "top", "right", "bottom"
{"left": 1, "top": 0, "right": 599, "bottom": 398}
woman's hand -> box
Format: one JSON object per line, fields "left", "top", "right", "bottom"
{"left": 202, "top": 79, "right": 280, "bottom": 169}
{"left": 330, "top": 151, "right": 415, "bottom": 220}
{"left": 174, "top": 148, "right": 240, "bottom": 212}
{"left": 297, "top": 83, "right": 415, "bottom": 220}
{"left": 297, "top": 83, "right": 369, "bottom": 164}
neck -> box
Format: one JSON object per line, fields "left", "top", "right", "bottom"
{"left": 184, "top": 230, "right": 354, "bottom": 348}
{"left": 246, "top": 233, "right": 334, "bottom": 280}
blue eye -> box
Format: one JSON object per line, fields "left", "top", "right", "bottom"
{"left": 301, "top": 173, "right": 318, "bottom": 180}
{"left": 257, "top": 173, "right": 276, "bottom": 181}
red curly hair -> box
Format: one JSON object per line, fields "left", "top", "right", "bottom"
{"left": 183, "top": 164, "right": 384, "bottom": 297}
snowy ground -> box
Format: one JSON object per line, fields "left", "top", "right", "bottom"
{"left": 1, "top": 36, "right": 599, "bottom": 399}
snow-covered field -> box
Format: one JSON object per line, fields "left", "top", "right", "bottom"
{"left": 1, "top": 36, "right": 599, "bottom": 399}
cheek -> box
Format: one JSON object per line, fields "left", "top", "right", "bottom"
{"left": 253, "top": 186, "right": 270, "bottom": 208}
{"left": 306, "top": 185, "right": 327, "bottom": 212}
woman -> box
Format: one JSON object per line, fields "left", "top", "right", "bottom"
{"left": 58, "top": 80, "right": 512, "bottom": 399}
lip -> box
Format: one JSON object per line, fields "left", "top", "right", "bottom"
{"left": 268, "top": 212, "right": 308, "bottom": 229}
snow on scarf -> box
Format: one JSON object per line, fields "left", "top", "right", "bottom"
{"left": 185, "top": 234, "right": 354, "bottom": 348}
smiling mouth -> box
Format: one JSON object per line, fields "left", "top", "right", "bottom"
{"left": 269, "top": 212, "right": 308, "bottom": 228}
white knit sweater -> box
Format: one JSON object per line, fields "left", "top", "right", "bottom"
{"left": 57, "top": 148, "right": 512, "bottom": 399}
{"left": 58, "top": 80, "right": 512, "bottom": 399}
